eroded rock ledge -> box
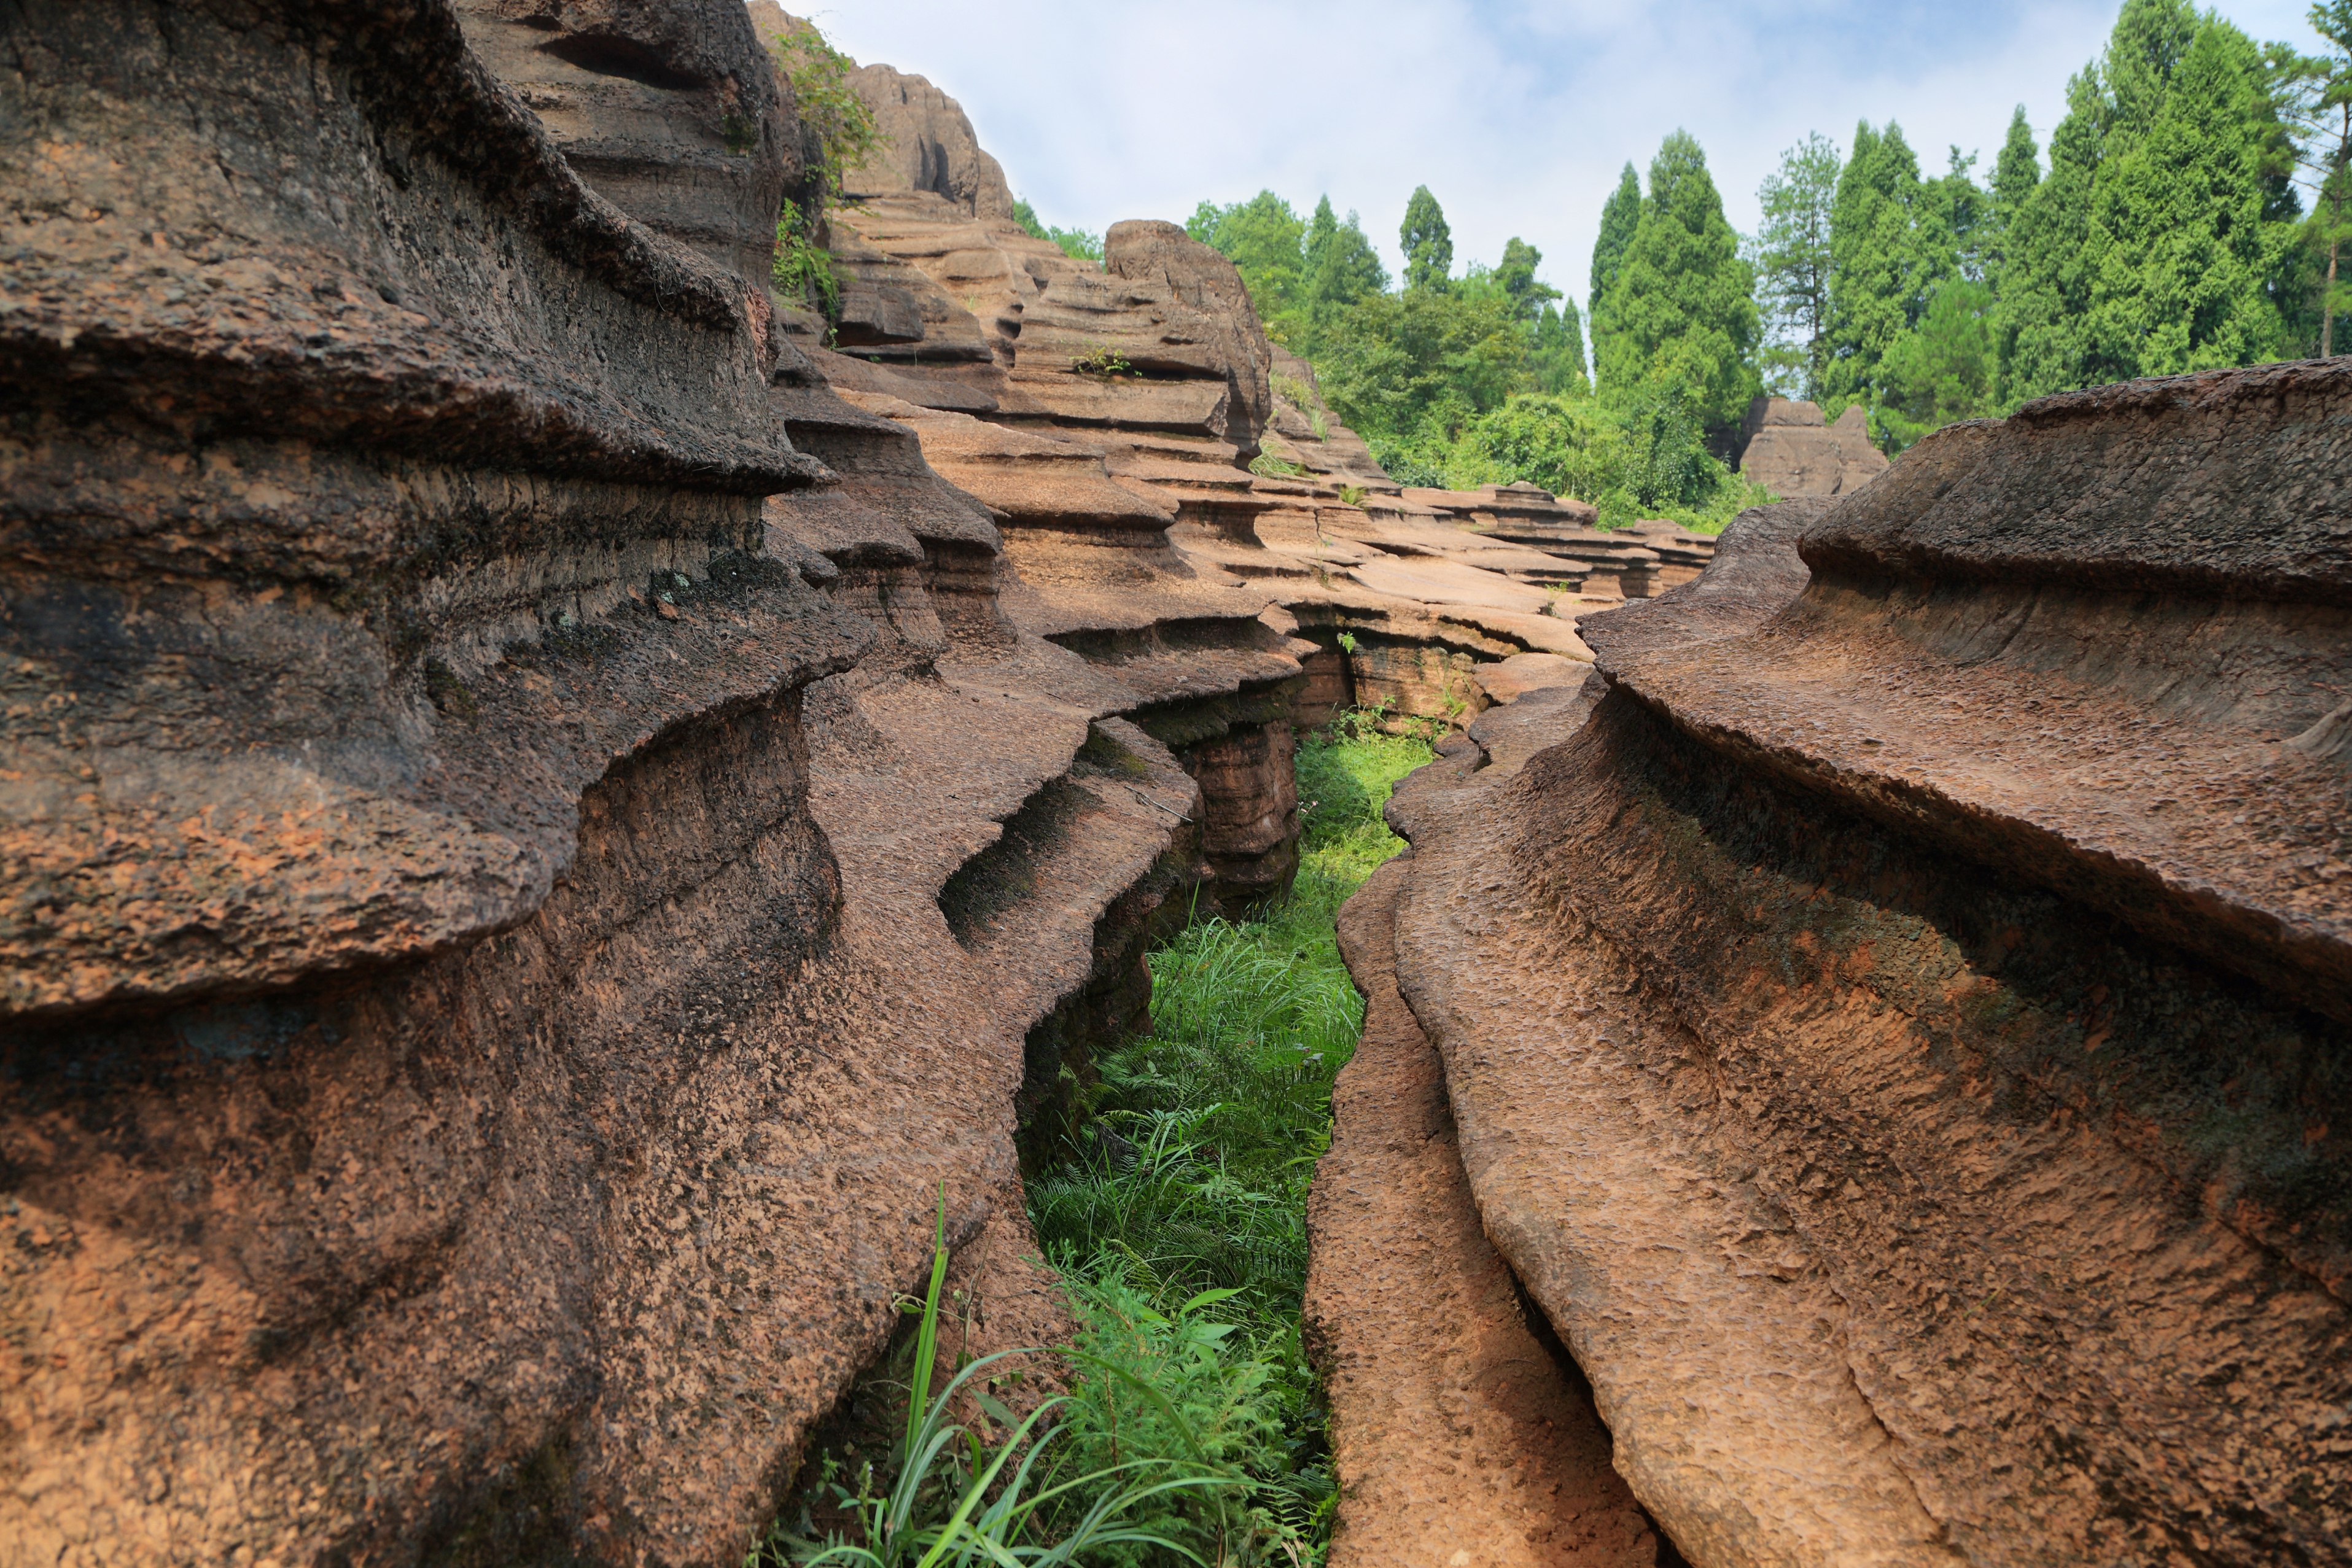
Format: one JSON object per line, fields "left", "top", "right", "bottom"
{"left": 1, "top": 4, "right": 1193, "bottom": 1564}
{"left": 1353, "top": 362, "right": 2351, "bottom": 1566}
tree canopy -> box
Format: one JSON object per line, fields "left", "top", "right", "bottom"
{"left": 1400, "top": 186, "right": 1454, "bottom": 293}
{"left": 1593, "top": 130, "right": 1760, "bottom": 440}
{"left": 1175, "top": 0, "right": 2343, "bottom": 530}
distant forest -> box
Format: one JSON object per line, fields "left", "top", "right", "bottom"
{"left": 1164, "top": 0, "right": 2351, "bottom": 529}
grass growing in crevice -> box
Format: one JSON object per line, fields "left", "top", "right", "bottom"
{"left": 1027, "top": 717, "right": 1435, "bottom": 1563}
{"left": 757, "top": 717, "right": 1434, "bottom": 1567}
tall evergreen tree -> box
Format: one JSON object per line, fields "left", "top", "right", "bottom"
{"left": 1401, "top": 186, "right": 1453, "bottom": 292}
{"left": 1594, "top": 130, "right": 1759, "bottom": 438}
{"left": 1917, "top": 147, "right": 1986, "bottom": 284}
{"left": 1981, "top": 107, "right": 2042, "bottom": 291}
{"left": 1496, "top": 237, "right": 1562, "bottom": 320}
{"left": 1590, "top": 163, "right": 1642, "bottom": 304}
{"left": 1303, "top": 198, "right": 1389, "bottom": 322}
{"left": 1823, "top": 120, "right": 1928, "bottom": 402}
{"left": 2280, "top": 0, "right": 2352, "bottom": 355}
{"left": 2085, "top": 17, "right": 2296, "bottom": 378}
{"left": 1999, "top": 0, "right": 2300, "bottom": 401}
{"left": 1533, "top": 301, "right": 1591, "bottom": 395}
{"left": 1752, "top": 132, "right": 1841, "bottom": 399}
{"left": 1999, "top": 71, "right": 2106, "bottom": 402}
{"left": 1587, "top": 163, "right": 1642, "bottom": 373}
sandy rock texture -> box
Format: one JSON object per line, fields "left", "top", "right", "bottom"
{"left": 1308, "top": 847, "right": 1667, "bottom": 1568}
{"left": 1375, "top": 363, "right": 2352, "bottom": 1565}
{"left": 766, "top": 56, "right": 1314, "bottom": 914}
{"left": 1735, "top": 395, "right": 1888, "bottom": 498}
{"left": 1204, "top": 357, "right": 1723, "bottom": 730}
{"left": 0, "top": 2, "right": 1210, "bottom": 1564}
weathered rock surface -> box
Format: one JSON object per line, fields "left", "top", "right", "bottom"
{"left": 843, "top": 66, "right": 1015, "bottom": 220}
{"left": 458, "top": 0, "right": 793, "bottom": 290}
{"left": 0, "top": 3, "right": 1210, "bottom": 1564}
{"left": 1375, "top": 363, "right": 2352, "bottom": 1565}
{"left": 1735, "top": 395, "right": 1888, "bottom": 498}
{"left": 792, "top": 144, "right": 1313, "bottom": 912}
{"left": 1307, "top": 851, "right": 1665, "bottom": 1568}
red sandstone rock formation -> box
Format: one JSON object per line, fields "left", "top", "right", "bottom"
{"left": 1334, "top": 362, "right": 2352, "bottom": 1564}
{"left": 0, "top": 3, "right": 1204, "bottom": 1563}
{"left": 1307, "top": 847, "right": 1666, "bottom": 1568}
{"left": 1735, "top": 394, "right": 1889, "bottom": 497}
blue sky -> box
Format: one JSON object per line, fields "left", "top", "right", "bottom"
{"left": 805, "top": 0, "right": 2332, "bottom": 308}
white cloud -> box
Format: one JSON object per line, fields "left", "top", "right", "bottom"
{"left": 803, "top": 0, "right": 2333, "bottom": 305}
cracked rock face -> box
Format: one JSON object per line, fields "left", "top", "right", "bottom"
{"left": 454, "top": 0, "right": 796, "bottom": 292}
{"left": 1373, "top": 362, "right": 2352, "bottom": 1566}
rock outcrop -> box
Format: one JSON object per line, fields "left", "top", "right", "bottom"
{"left": 1735, "top": 394, "right": 1888, "bottom": 497}
{"left": 841, "top": 64, "right": 1016, "bottom": 220}
{"left": 1342, "top": 362, "right": 2352, "bottom": 1566}
{"left": 0, "top": 3, "right": 1209, "bottom": 1563}
{"left": 1307, "top": 840, "right": 1667, "bottom": 1568}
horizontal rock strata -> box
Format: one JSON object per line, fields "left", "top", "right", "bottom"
{"left": 1735, "top": 395, "right": 1889, "bottom": 498}
{"left": 0, "top": 4, "right": 1214, "bottom": 1564}
{"left": 1378, "top": 363, "right": 2352, "bottom": 1566}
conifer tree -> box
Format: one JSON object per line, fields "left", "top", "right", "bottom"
{"left": 1998, "top": 0, "right": 2300, "bottom": 401}
{"left": 2280, "top": 0, "right": 2352, "bottom": 355}
{"left": 1304, "top": 197, "right": 1389, "bottom": 320}
{"left": 1823, "top": 121, "right": 1926, "bottom": 402}
{"left": 1401, "top": 187, "right": 1453, "bottom": 292}
{"left": 1533, "top": 301, "right": 1591, "bottom": 395}
{"left": 2085, "top": 17, "right": 2294, "bottom": 378}
{"left": 1594, "top": 130, "right": 1759, "bottom": 438}
{"left": 1496, "top": 237, "right": 1561, "bottom": 320}
{"left": 1590, "top": 163, "right": 1642, "bottom": 304}
{"left": 1998, "top": 71, "right": 2106, "bottom": 402}
{"left": 1980, "top": 107, "right": 2042, "bottom": 291}
{"left": 1587, "top": 163, "right": 1642, "bottom": 372}
{"left": 1752, "top": 133, "right": 1841, "bottom": 399}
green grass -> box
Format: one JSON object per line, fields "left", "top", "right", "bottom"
{"left": 1026, "top": 718, "right": 1434, "bottom": 1564}
{"left": 761, "top": 719, "right": 1432, "bottom": 1567}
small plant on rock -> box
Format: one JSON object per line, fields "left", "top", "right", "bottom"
{"left": 755, "top": 1192, "right": 1225, "bottom": 1568}
{"left": 766, "top": 17, "right": 879, "bottom": 321}
{"left": 1247, "top": 451, "right": 1307, "bottom": 479}
{"left": 1069, "top": 343, "right": 1132, "bottom": 378}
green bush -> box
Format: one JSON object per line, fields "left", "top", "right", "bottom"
{"left": 765, "top": 18, "right": 876, "bottom": 322}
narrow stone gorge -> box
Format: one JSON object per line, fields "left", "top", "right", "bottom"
{"left": 3, "top": 5, "right": 2346, "bottom": 1567}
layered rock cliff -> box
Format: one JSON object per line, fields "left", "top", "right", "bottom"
{"left": 18, "top": 7, "right": 2330, "bottom": 1567}
{"left": 1317, "top": 362, "right": 2352, "bottom": 1566}
{"left": 1, "top": 2, "right": 1183, "bottom": 1562}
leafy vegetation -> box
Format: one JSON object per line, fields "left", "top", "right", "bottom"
{"left": 1022, "top": 720, "right": 1434, "bottom": 1564}
{"left": 766, "top": 17, "right": 880, "bottom": 320}
{"left": 1070, "top": 344, "right": 1134, "bottom": 378}
{"left": 756, "top": 1199, "right": 1233, "bottom": 1567}
{"left": 1013, "top": 198, "right": 1106, "bottom": 260}
{"left": 1188, "top": 173, "right": 1754, "bottom": 530}
{"left": 1180, "top": 1, "right": 2350, "bottom": 497}
{"left": 1748, "top": 0, "right": 2352, "bottom": 446}
{"left": 765, "top": 723, "right": 1431, "bottom": 1567}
